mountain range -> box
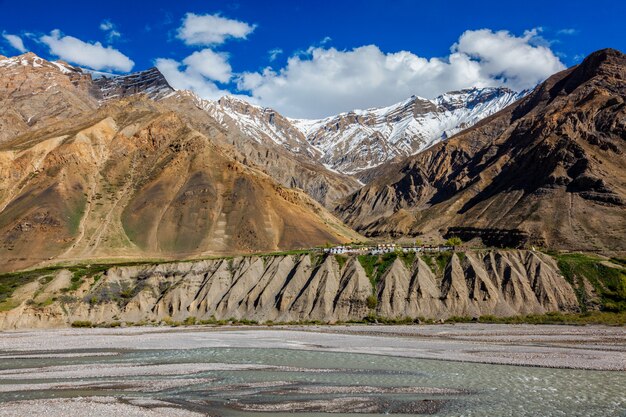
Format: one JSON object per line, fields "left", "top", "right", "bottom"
{"left": 195, "top": 87, "right": 526, "bottom": 176}
{"left": 0, "top": 48, "right": 624, "bottom": 272}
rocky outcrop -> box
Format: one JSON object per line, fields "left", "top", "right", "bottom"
{"left": 93, "top": 67, "right": 175, "bottom": 101}
{"left": 0, "top": 250, "right": 580, "bottom": 329}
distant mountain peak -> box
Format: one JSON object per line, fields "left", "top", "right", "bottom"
{"left": 0, "top": 52, "right": 78, "bottom": 75}
{"left": 288, "top": 87, "right": 527, "bottom": 174}
{"left": 187, "top": 86, "right": 525, "bottom": 176}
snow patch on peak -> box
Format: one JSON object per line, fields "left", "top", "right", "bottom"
{"left": 201, "top": 94, "right": 317, "bottom": 156}
{"left": 0, "top": 53, "right": 78, "bottom": 75}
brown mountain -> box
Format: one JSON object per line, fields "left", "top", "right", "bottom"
{"left": 160, "top": 92, "right": 361, "bottom": 207}
{"left": 336, "top": 49, "right": 626, "bottom": 251}
{"left": 0, "top": 58, "right": 360, "bottom": 273}
{"left": 0, "top": 53, "right": 98, "bottom": 143}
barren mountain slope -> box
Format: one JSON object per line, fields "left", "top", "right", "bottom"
{"left": 0, "top": 97, "right": 360, "bottom": 273}
{"left": 2, "top": 53, "right": 523, "bottom": 209}
{"left": 160, "top": 92, "right": 362, "bottom": 207}
{"left": 0, "top": 53, "right": 98, "bottom": 143}
{"left": 336, "top": 49, "right": 626, "bottom": 251}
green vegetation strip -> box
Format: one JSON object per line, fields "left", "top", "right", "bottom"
{"left": 554, "top": 253, "right": 626, "bottom": 312}
{"left": 0, "top": 267, "right": 58, "bottom": 311}
{"left": 72, "top": 311, "right": 626, "bottom": 328}
{"left": 357, "top": 252, "right": 415, "bottom": 287}
{"left": 0, "top": 262, "right": 154, "bottom": 311}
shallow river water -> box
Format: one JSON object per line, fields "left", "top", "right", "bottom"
{"left": 0, "top": 346, "right": 624, "bottom": 416}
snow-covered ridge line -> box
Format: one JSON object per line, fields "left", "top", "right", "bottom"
{"left": 289, "top": 87, "right": 525, "bottom": 135}
{"left": 212, "top": 87, "right": 528, "bottom": 174}
{"left": 180, "top": 86, "right": 527, "bottom": 175}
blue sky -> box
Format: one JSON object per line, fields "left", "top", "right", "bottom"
{"left": 1, "top": 0, "right": 624, "bottom": 117}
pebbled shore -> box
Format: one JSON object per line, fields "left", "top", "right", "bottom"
{"left": 0, "top": 397, "right": 210, "bottom": 417}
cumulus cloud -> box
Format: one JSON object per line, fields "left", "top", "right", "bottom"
{"left": 156, "top": 12, "right": 256, "bottom": 100}
{"left": 156, "top": 54, "right": 232, "bottom": 100}
{"left": 238, "top": 28, "right": 565, "bottom": 118}
{"left": 452, "top": 28, "right": 564, "bottom": 90}
{"left": 40, "top": 29, "right": 134, "bottom": 72}
{"left": 182, "top": 49, "right": 232, "bottom": 83}
{"left": 177, "top": 13, "right": 255, "bottom": 46}
{"left": 100, "top": 19, "right": 122, "bottom": 42}
{"left": 2, "top": 32, "right": 27, "bottom": 53}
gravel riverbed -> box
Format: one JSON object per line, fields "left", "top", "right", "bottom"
{"left": 0, "top": 324, "right": 624, "bottom": 416}
{"left": 1, "top": 324, "right": 624, "bottom": 370}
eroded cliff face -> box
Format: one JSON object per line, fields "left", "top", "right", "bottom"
{"left": 0, "top": 250, "right": 579, "bottom": 329}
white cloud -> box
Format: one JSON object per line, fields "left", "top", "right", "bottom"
{"left": 155, "top": 48, "right": 232, "bottom": 99}
{"left": 2, "top": 32, "right": 27, "bottom": 53}
{"left": 557, "top": 28, "right": 578, "bottom": 36}
{"left": 156, "top": 13, "right": 256, "bottom": 100}
{"left": 182, "top": 49, "right": 232, "bottom": 83}
{"left": 177, "top": 13, "right": 255, "bottom": 46}
{"left": 452, "top": 28, "right": 564, "bottom": 90}
{"left": 40, "top": 29, "right": 134, "bottom": 72}
{"left": 156, "top": 56, "right": 232, "bottom": 100}
{"left": 268, "top": 48, "right": 283, "bottom": 62}
{"left": 100, "top": 19, "right": 122, "bottom": 42}
{"left": 99, "top": 21, "right": 114, "bottom": 31}
{"left": 238, "top": 28, "right": 565, "bottom": 118}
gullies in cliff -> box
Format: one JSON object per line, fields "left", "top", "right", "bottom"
{"left": 0, "top": 250, "right": 580, "bottom": 329}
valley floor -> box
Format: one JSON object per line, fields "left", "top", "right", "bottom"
{"left": 1, "top": 324, "right": 625, "bottom": 416}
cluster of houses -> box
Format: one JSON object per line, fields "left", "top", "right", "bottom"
{"left": 323, "top": 243, "right": 454, "bottom": 256}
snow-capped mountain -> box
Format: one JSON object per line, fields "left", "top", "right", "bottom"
{"left": 0, "top": 53, "right": 527, "bottom": 177}
{"left": 292, "top": 88, "right": 527, "bottom": 174}
{"left": 192, "top": 94, "right": 321, "bottom": 160}
{"left": 195, "top": 87, "right": 526, "bottom": 175}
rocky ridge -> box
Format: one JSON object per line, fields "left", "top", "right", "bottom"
{"left": 0, "top": 250, "right": 580, "bottom": 329}
{"left": 203, "top": 88, "right": 525, "bottom": 176}
{"left": 93, "top": 67, "right": 176, "bottom": 101}
{"left": 171, "top": 91, "right": 361, "bottom": 207}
